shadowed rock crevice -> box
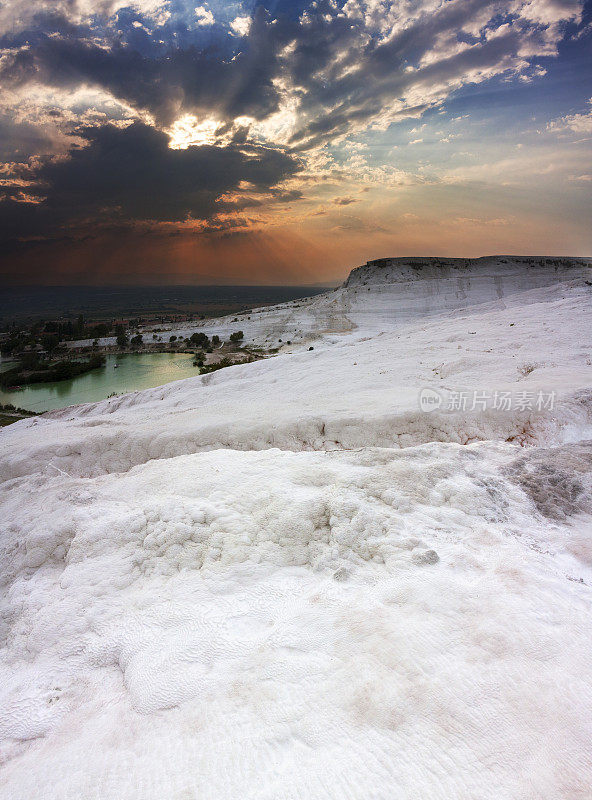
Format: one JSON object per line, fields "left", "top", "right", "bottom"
{"left": 504, "top": 441, "right": 592, "bottom": 520}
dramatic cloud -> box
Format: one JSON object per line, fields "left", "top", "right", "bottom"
{"left": 0, "top": 10, "right": 285, "bottom": 127}
{"left": 1, "top": 122, "right": 301, "bottom": 241}
{"left": 0, "top": 1, "right": 585, "bottom": 141}
{"left": 0, "top": 0, "right": 590, "bottom": 282}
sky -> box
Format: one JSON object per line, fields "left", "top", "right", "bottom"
{"left": 0, "top": 0, "right": 591, "bottom": 285}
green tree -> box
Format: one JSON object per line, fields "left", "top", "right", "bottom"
{"left": 20, "top": 351, "right": 40, "bottom": 370}
{"left": 1, "top": 335, "right": 21, "bottom": 356}
{"left": 89, "top": 354, "right": 106, "bottom": 369}
{"left": 75, "top": 314, "right": 85, "bottom": 338}
{"left": 115, "top": 324, "right": 128, "bottom": 349}
{"left": 190, "top": 332, "right": 210, "bottom": 348}
{"left": 41, "top": 333, "right": 59, "bottom": 353}
{"left": 91, "top": 323, "right": 109, "bottom": 338}
{"left": 229, "top": 331, "right": 244, "bottom": 343}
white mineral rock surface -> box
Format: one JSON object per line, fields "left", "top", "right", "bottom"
{"left": 2, "top": 256, "right": 592, "bottom": 799}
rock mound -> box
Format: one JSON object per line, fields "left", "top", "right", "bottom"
{"left": 343, "top": 255, "right": 590, "bottom": 287}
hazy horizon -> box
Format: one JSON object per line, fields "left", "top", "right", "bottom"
{"left": 3, "top": 252, "right": 591, "bottom": 289}
{"left": 0, "top": 283, "right": 333, "bottom": 322}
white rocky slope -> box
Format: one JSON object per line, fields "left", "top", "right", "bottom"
{"left": 67, "top": 255, "right": 590, "bottom": 350}
{"left": 1, "top": 257, "right": 592, "bottom": 800}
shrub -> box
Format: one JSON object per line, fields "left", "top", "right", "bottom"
{"left": 199, "top": 357, "right": 233, "bottom": 374}
{"left": 190, "top": 332, "right": 210, "bottom": 348}
{"left": 115, "top": 325, "right": 128, "bottom": 348}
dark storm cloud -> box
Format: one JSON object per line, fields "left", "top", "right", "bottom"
{"left": 1, "top": 0, "right": 584, "bottom": 154}
{"left": 269, "top": 188, "right": 303, "bottom": 201}
{"left": 0, "top": 113, "right": 61, "bottom": 160}
{"left": 0, "top": 6, "right": 290, "bottom": 125}
{"left": 0, "top": 121, "right": 301, "bottom": 242}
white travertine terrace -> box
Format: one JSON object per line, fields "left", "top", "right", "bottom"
{"left": 1, "top": 256, "right": 592, "bottom": 799}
